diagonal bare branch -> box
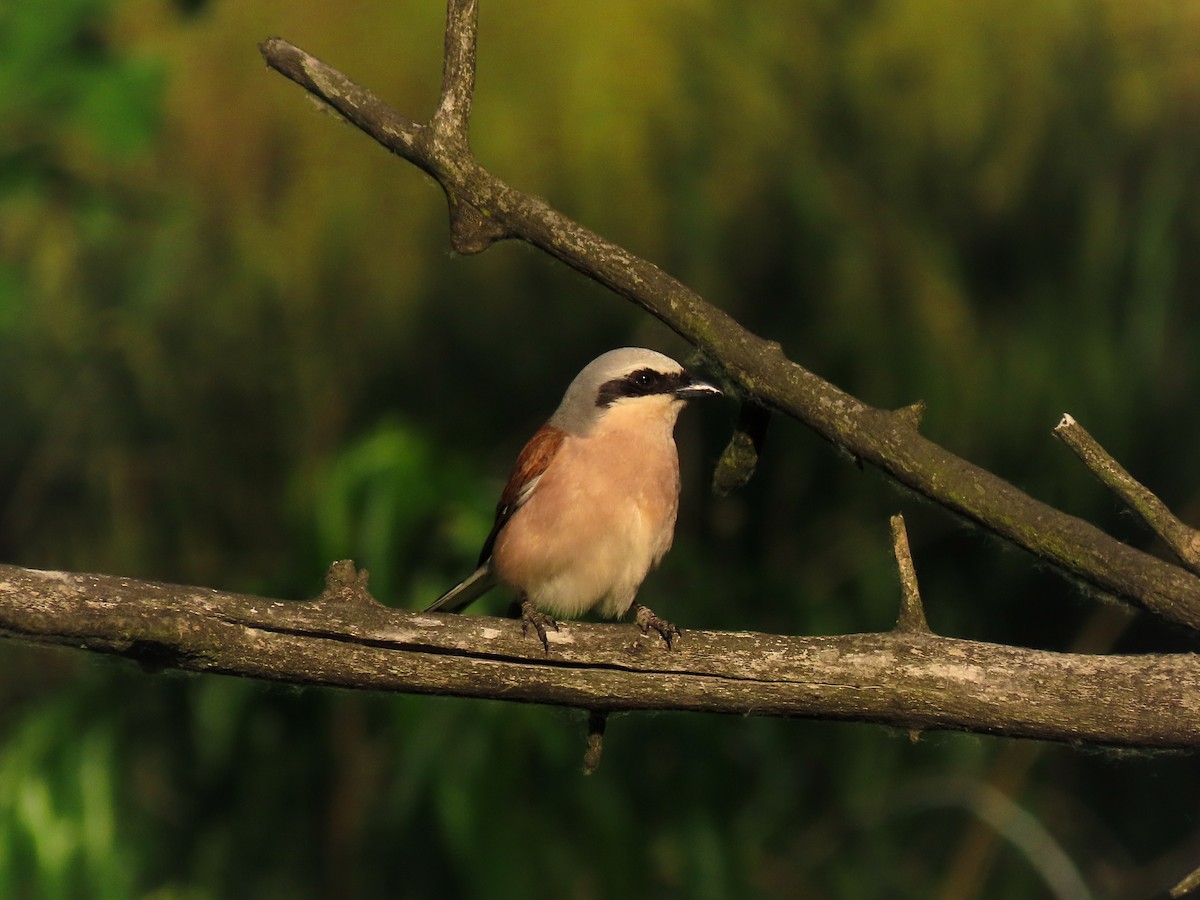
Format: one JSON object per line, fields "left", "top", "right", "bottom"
{"left": 258, "top": 33, "right": 1200, "bottom": 632}
{"left": 1056, "top": 413, "right": 1200, "bottom": 575}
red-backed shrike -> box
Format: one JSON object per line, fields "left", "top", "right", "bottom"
{"left": 427, "top": 347, "right": 721, "bottom": 650}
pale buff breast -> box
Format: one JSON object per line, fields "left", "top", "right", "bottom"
{"left": 491, "top": 399, "right": 683, "bottom": 619}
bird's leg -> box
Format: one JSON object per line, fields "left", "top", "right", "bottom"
{"left": 520, "top": 597, "right": 559, "bottom": 653}
{"left": 634, "top": 603, "right": 682, "bottom": 650}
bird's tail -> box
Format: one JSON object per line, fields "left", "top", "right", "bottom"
{"left": 425, "top": 565, "right": 497, "bottom": 614}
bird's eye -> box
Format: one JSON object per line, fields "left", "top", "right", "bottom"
{"left": 596, "top": 369, "right": 667, "bottom": 407}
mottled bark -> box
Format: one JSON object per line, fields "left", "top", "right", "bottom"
{"left": 2, "top": 562, "right": 1197, "bottom": 748}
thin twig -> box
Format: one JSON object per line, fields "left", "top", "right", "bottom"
{"left": 1056, "top": 414, "right": 1200, "bottom": 574}
{"left": 432, "top": 0, "right": 477, "bottom": 145}
{"left": 891, "top": 514, "right": 931, "bottom": 634}
{"left": 1172, "top": 863, "right": 1200, "bottom": 898}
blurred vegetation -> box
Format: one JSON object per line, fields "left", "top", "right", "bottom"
{"left": 2, "top": 0, "right": 1199, "bottom": 896}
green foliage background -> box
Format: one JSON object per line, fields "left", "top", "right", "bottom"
{"left": 2, "top": 0, "right": 1199, "bottom": 896}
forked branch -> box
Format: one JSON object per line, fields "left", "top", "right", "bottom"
{"left": 259, "top": 3, "right": 1200, "bottom": 632}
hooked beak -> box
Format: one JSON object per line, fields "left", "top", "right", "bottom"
{"left": 675, "top": 377, "right": 722, "bottom": 400}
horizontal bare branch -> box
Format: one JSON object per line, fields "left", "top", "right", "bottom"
{"left": 258, "top": 35, "right": 1200, "bottom": 633}
{"left": 1, "top": 562, "right": 1197, "bottom": 748}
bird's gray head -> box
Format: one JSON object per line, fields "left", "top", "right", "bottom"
{"left": 549, "top": 347, "right": 721, "bottom": 435}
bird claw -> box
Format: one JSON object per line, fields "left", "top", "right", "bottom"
{"left": 521, "top": 599, "right": 559, "bottom": 653}
{"left": 634, "top": 604, "right": 682, "bottom": 650}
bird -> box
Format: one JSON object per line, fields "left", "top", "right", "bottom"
{"left": 427, "top": 347, "right": 722, "bottom": 651}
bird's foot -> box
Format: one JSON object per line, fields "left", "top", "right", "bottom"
{"left": 634, "top": 604, "right": 682, "bottom": 650}
{"left": 521, "top": 599, "right": 559, "bottom": 653}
